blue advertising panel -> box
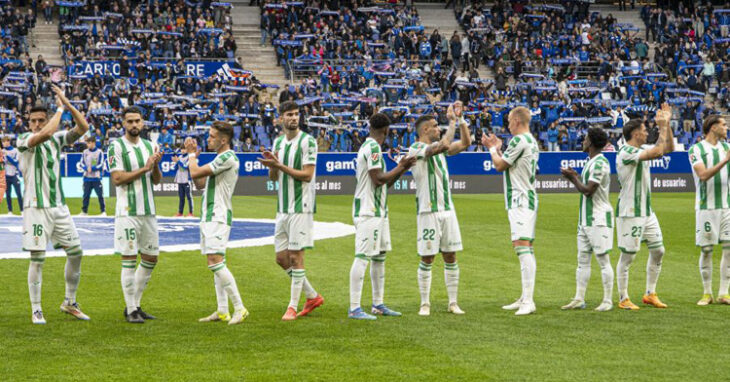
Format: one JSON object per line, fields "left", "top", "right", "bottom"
{"left": 61, "top": 152, "right": 693, "bottom": 177}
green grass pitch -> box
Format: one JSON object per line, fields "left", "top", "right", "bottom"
{"left": 0, "top": 193, "right": 723, "bottom": 381}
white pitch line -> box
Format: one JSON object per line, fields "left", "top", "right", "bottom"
{"left": 0, "top": 217, "right": 355, "bottom": 260}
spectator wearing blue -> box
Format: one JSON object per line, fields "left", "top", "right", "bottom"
{"left": 79, "top": 136, "right": 106, "bottom": 216}
{"left": 547, "top": 123, "right": 559, "bottom": 152}
{"left": 172, "top": 149, "right": 193, "bottom": 217}
{"left": 402, "top": 125, "right": 417, "bottom": 147}
{"left": 158, "top": 126, "right": 174, "bottom": 148}
{"left": 2, "top": 136, "right": 21, "bottom": 214}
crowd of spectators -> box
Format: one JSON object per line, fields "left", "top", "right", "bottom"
{"left": 0, "top": 0, "right": 728, "bottom": 155}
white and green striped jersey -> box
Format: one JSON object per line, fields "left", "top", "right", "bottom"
{"left": 107, "top": 136, "right": 158, "bottom": 217}
{"left": 17, "top": 131, "right": 71, "bottom": 208}
{"left": 578, "top": 154, "right": 613, "bottom": 227}
{"left": 689, "top": 140, "right": 730, "bottom": 210}
{"left": 353, "top": 137, "right": 387, "bottom": 217}
{"left": 408, "top": 141, "right": 454, "bottom": 214}
{"left": 272, "top": 130, "right": 317, "bottom": 214}
{"left": 616, "top": 144, "right": 652, "bottom": 217}
{"left": 501, "top": 133, "right": 539, "bottom": 210}
{"left": 201, "top": 150, "right": 239, "bottom": 226}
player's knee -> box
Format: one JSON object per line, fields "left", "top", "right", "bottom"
{"left": 701, "top": 246, "right": 714, "bottom": 256}
{"left": 30, "top": 251, "right": 45, "bottom": 264}
{"left": 577, "top": 252, "right": 592, "bottom": 265}
{"left": 288, "top": 250, "right": 304, "bottom": 267}
{"left": 421, "top": 255, "right": 435, "bottom": 265}
{"left": 140, "top": 253, "right": 158, "bottom": 263}
{"left": 275, "top": 253, "right": 289, "bottom": 268}
{"left": 649, "top": 246, "right": 665, "bottom": 257}
{"left": 441, "top": 252, "right": 456, "bottom": 263}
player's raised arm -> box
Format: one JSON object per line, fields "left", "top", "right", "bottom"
{"left": 24, "top": 98, "right": 64, "bottom": 149}
{"left": 52, "top": 85, "right": 89, "bottom": 144}
{"left": 638, "top": 105, "right": 670, "bottom": 161}
{"left": 184, "top": 137, "right": 210, "bottom": 189}
{"left": 150, "top": 146, "right": 163, "bottom": 185}
{"left": 660, "top": 104, "right": 675, "bottom": 154}
{"left": 445, "top": 101, "right": 472, "bottom": 155}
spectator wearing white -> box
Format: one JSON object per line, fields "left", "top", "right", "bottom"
{"left": 702, "top": 60, "right": 715, "bottom": 91}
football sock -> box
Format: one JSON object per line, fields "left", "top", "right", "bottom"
{"left": 349, "top": 256, "right": 369, "bottom": 310}
{"left": 444, "top": 261, "right": 460, "bottom": 304}
{"left": 133, "top": 259, "right": 156, "bottom": 307}
{"left": 286, "top": 267, "right": 318, "bottom": 299}
{"left": 575, "top": 251, "right": 591, "bottom": 301}
{"left": 63, "top": 246, "right": 83, "bottom": 304}
{"left": 617, "top": 251, "right": 636, "bottom": 301}
{"left": 699, "top": 247, "right": 713, "bottom": 295}
{"left": 214, "top": 274, "right": 229, "bottom": 314}
{"left": 516, "top": 246, "right": 536, "bottom": 303}
{"left": 289, "top": 268, "right": 305, "bottom": 310}
{"left": 370, "top": 254, "right": 386, "bottom": 306}
{"left": 596, "top": 252, "right": 614, "bottom": 303}
{"left": 646, "top": 246, "right": 665, "bottom": 295}
{"left": 28, "top": 251, "right": 45, "bottom": 312}
{"left": 720, "top": 247, "right": 730, "bottom": 296}
{"left": 418, "top": 261, "right": 432, "bottom": 306}
{"left": 121, "top": 259, "right": 137, "bottom": 313}
{"left": 209, "top": 262, "right": 244, "bottom": 311}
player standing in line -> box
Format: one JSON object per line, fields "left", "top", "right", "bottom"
{"left": 107, "top": 106, "right": 163, "bottom": 323}
{"left": 184, "top": 122, "right": 248, "bottom": 325}
{"left": 614, "top": 104, "right": 674, "bottom": 310}
{"left": 258, "top": 101, "right": 324, "bottom": 321}
{"left": 560, "top": 128, "right": 615, "bottom": 312}
{"left": 18, "top": 85, "right": 90, "bottom": 324}
{"left": 3, "top": 136, "right": 23, "bottom": 214}
{"left": 172, "top": 146, "right": 194, "bottom": 217}
{"left": 79, "top": 135, "right": 106, "bottom": 216}
{"left": 688, "top": 115, "right": 730, "bottom": 306}
{"left": 482, "top": 106, "right": 539, "bottom": 316}
{"left": 348, "top": 112, "right": 416, "bottom": 320}
{"left": 408, "top": 102, "right": 471, "bottom": 316}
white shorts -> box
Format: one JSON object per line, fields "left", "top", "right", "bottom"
{"left": 22, "top": 206, "right": 81, "bottom": 251}
{"left": 577, "top": 225, "right": 613, "bottom": 255}
{"left": 274, "top": 213, "right": 313, "bottom": 252}
{"left": 695, "top": 209, "right": 730, "bottom": 247}
{"left": 417, "top": 210, "right": 463, "bottom": 256}
{"left": 617, "top": 214, "right": 663, "bottom": 254}
{"left": 508, "top": 207, "right": 537, "bottom": 242}
{"left": 201, "top": 221, "right": 231, "bottom": 255}
{"left": 114, "top": 216, "right": 159, "bottom": 256}
{"left": 354, "top": 216, "right": 392, "bottom": 257}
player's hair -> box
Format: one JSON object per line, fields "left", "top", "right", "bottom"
{"left": 122, "top": 106, "right": 144, "bottom": 119}
{"left": 586, "top": 127, "right": 608, "bottom": 149}
{"left": 623, "top": 119, "right": 644, "bottom": 141}
{"left": 29, "top": 104, "right": 48, "bottom": 115}
{"left": 414, "top": 115, "right": 435, "bottom": 134}
{"left": 369, "top": 112, "right": 391, "bottom": 131}
{"left": 85, "top": 135, "right": 95, "bottom": 142}
{"left": 510, "top": 106, "right": 531, "bottom": 127}
{"left": 212, "top": 121, "right": 234, "bottom": 143}
{"left": 279, "top": 101, "right": 299, "bottom": 114}
{"left": 703, "top": 114, "right": 724, "bottom": 135}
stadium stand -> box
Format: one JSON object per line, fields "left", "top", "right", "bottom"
{"left": 0, "top": 0, "right": 725, "bottom": 154}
